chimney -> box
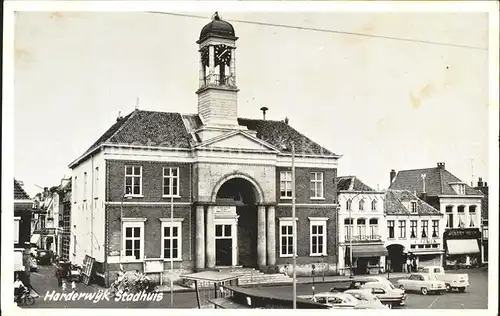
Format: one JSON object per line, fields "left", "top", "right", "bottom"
{"left": 390, "top": 169, "right": 396, "bottom": 184}
{"left": 284, "top": 117, "right": 289, "bottom": 124}
{"left": 477, "top": 177, "right": 484, "bottom": 187}
{"left": 260, "top": 106, "right": 268, "bottom": 120}
{"left": 116, "top": 111, "right": 123, "bottom": 122}
{"left": 437, "top": 162, "right": 445, "bottom": 169}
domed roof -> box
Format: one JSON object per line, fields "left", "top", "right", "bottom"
{"left": 198, "top": 12, "right": 237, "bottom": 43}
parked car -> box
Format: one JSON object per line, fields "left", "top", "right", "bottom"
{"left": 36, "top": 249, "right": 53, "bottom": 265}
{"left": 417, "top": 266, "right": 469, "bottom": 293}
{"left": 355, "top": 276, "right": 395, "bottom": 288}
{"left": 344, "top": 289, "right": 389, "bottom": 309}
{"left": 397, "top": 273, "right": 447, "bottom": 295}
{"left": 299, "top": 292, "right": 375, "bottom": 309}
{"left": 29, "top": 257, "right": 38, "bottom": 272}
{"left": 359, "top": 281, "right": 407, "bottom": 308}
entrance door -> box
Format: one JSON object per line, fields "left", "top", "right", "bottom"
{"left": 215, "top": 224, "right": 233, "bottom": 266}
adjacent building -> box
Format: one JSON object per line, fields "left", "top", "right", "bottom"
{"left": 473, "top": 177, "right": 488, "bottom": 264}
{"left": 14, "top": 179, "right": 33, "bottom": 286}
{"left": 32, "top": 187, "right": 64, "bottom": 257}
{"left": 68, "top": 14, "right": 341, "bottom": 286}
{"left": 389, "top": 162, "right": 484, "bottom": 267}
{"left": 384, "top": 190, "right": 445, "bottom": 271}
{"left": 336, "top": 176, "right": 387, "bottom": 276}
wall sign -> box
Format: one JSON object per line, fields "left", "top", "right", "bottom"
{"left": 444, "top": 228, "right": 480, "bottom": 240}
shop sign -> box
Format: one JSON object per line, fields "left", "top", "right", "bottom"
{"left": 444, "top": 228, "right": 480, "bottom": 240}
{"left": 414, "top": 238, "right": 438, "bottom": 244}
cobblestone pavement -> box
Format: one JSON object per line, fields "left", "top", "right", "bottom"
{"left": 24, "top": 265, "right": 488, "bottom": 309}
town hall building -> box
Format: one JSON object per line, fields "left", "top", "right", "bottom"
{"left": 69, "top": 14, "right": 341, "bottom": 286}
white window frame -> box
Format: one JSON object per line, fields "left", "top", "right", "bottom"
{"left": 371, "top": 200, "right": 377, "bottom": 211}
{"left": 398, "top": 220, "right": 406, "bottom": 239}
{"left": 421, "top": 220, "right": 429, "bottom": 238}
{"left": 160, "top": 218, "right": 184, "bottom": 261}
{"left": 122, "top": 219, "right": 146, "bottom": 262}
{"left": 346, "top": 199, "right": 352, "bottom": 211}
{"left": 163, "top": 167, "right": 180, "bottom": 197}
{"left": 432, "top": 220, "right": 439, "bottom": 237}
{"left": 410, "top": 201, "right": 417, "bottom": 213}
{"left": 359, "top": 199, "right": 365, "bottom": 211}
{"left": 309, "top": 217, "right": 328, "bottom": 256}
{"left": 410, "top": 220, "right": 418, "bottom": 239}
{"left": 387, "top": 220, "right": 395, "bottom": 239}
{"left": 279, "top": 217, "right": 298, "bottom": 257}
{"left": 280, "top": 171, "right": 293, "bottom": 199}
{"left": 310, "top": 172, "right": 324, "bottom": 199}
{"left": 369, "top": 218, "right": 379, "bottom": 237}
{"left": 14, "top": 217, "right": 20, "bottom": 244}
{"left": 125, "top": 166, "right": 143, "bottom": 196}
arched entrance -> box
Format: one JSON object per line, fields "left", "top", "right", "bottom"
{"left": 387, "top": 244, "right": 405, "bottom": 272}
{"left": 214, "top": 176, "right": 261, "bottom": 268}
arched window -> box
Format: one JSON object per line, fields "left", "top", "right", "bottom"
{"left": 369, "top": 218, "right": 379, "bottom": 238}
{"left": 359, "top": 199, "right": 365, "bottom": 211}
{"left": 371, "top": 200, "right": 377, "bottom": 211}
{"left": 346, "top": 199, "right": 352, "bottom": 211}
{"left": 357, "top": 218, "right": 366, "bottom": 236}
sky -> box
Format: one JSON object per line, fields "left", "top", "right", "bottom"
{"left": 11, "top": 6, "right": 494, "bottom": 197}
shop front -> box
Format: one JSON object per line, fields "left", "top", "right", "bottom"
{"left": 345, "top": 244, "right": 388, "bottom": 275}
{"left": 408, "top": 237, "right": 444, "bottom": 268}
{"left": 443, "top": 228, "right": 481, "bottom": 269}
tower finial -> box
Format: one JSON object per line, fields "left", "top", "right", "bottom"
{"left": 212, "top": 11, "right": 220, "bottom": 20}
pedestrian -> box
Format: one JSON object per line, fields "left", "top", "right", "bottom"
{"left": 62, "top": 280, "right": 67, "bottom": 292}
{"left": 406, "top": 257, "right": 411, "bottom": 273}
{"left": 55, "top": 263, "right": 63, "bottom": 287}
{"left": 71, "top": 281, "right": 77, "bottom": 292}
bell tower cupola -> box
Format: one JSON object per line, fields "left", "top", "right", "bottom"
{"left": 196, "top": 12, "right": 239, "bottom": 128}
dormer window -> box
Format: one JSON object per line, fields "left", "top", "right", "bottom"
{"left": 450, "top": 182, "right": 466, "bottom": 195}
{"left": 410, "top": 201, "right": 417, "bottom": 213}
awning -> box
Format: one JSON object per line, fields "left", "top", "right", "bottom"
{"left": 30, "top": 234, "right": 41, "bottom": 244}
{"left": 446, "top": 239, "right": 480, "bottom": 255}
{"left": 348, "top": 244, "right": 388, "bottom": 258}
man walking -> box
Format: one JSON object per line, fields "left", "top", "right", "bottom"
{"left": 55, "top": 263, "right": 63, "bottom": 287}
{"left": 406, "top": 257, "right": 411, "bottom": 273}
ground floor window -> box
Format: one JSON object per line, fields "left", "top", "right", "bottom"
{"left": 122, "top": 219, "right": 146, "bottom": 260}
{"left": 279, "top": 218, "right": 297, "bottom": 257}
{"left": 309, "top": 218, "right": 328, "bottom": 256}
{"left": 161, "top": 219, "right": 183, "bottom": 260}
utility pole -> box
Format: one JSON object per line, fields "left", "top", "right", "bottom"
{"left": 291, "top": 141, "right": 297, "bottom": 309}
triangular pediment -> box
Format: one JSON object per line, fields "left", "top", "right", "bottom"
{"left": 195, "top": 130, "right": 280, "bottom": 152}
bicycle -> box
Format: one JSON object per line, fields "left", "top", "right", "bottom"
{"left": 15, "top": 290, "right": 36, "bottom": 306}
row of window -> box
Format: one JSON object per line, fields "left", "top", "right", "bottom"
{"left": 445, "top": 205, "right": 478, "bottom": 228}
{"left": 280, "top": 171, "right": 324, "bottom": 199}
{"left": 344, "top": 218, "right": 379, "bottom": 237}
{"left": 122, "top": 220, "right": 183, "bottom": 260}
{"left": 279, "top": 219, "right": 328, "bottom": 257}
{"left": 387, "top": 219, "right": 440, "bottom": 239}
{"left": 345, "top": 199, "right": 379, "bottom": 211}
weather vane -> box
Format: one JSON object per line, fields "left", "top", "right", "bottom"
{"left": 212, "top": 11, "right": 220, "bottom": 20}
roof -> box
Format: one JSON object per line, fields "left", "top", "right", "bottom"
{"left": 389, "top": 166, "right": 483, "bottom": 196}
{"left": 14, "top": 179, "right": 31, "bottom": 200}
{"left": 198, "top": 13, "right": 237, "bottom": 43}
{"left": 384, "top": 189, "right": 441, "bottom": 216}
{"left": 70, "top": 110, "right": 338, "bottom": 168}
{"left": 336, "top": 176, "right": 375, "bottom": 192}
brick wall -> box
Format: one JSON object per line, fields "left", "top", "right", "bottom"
{"left": 276, "top": 167, "right": 337, "bottom": 204}
{"left": 106, "top": 160, "right": 192, "bottom": 203}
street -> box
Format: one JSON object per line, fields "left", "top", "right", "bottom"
{"left": 26, "top": 265, "right": 488, "bottom": 309}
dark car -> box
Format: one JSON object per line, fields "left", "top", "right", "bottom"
{"left": 36, "top": 249, "right": 54, "bottom": 265}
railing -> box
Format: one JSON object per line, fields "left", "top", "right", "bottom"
{"left": 344, "top": 234, "right": 381, "bottom": 242}
{"left": 199, "top": 74, "right": 236, "bottom": 89}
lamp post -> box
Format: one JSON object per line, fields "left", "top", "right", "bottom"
{"left": 291, "top": 141, "right": 297, "bottom": 309}
{"left": 311, "top": 264, "right": 316, "bottom": 296}
{"left": 170, "top": 194, "right": 174, "bottom": 308}
{"left": 347, "top": 192, "right": 365, "bottom": 278}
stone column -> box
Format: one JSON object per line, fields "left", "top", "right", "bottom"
{"left": 206, "top": 205, "right": 215, "bottom": 269}
{"left": 229, "top": 47, "right": 236, "bottom": 86}
{"left": 208, "top": 45, "right": 215, "bottom": 85}
{"left": 266, "top": 206, "right": 276, "bottom": 266}
{"left": 195, "top": 205, "right": 205, "bottom": 270}
{"left": 257, "top": 205, "right": 267, "bottom": 269}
